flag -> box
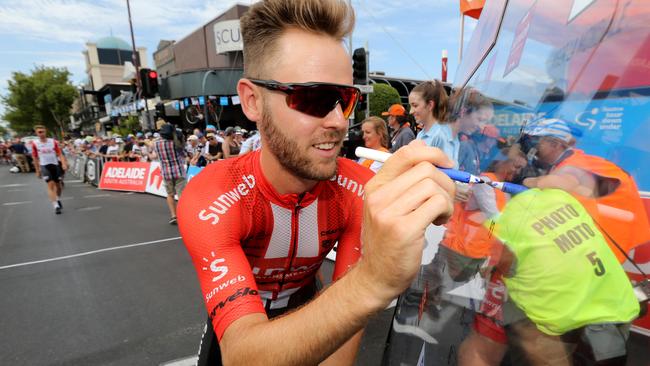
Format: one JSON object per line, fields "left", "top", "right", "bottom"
{"left": 460, "top": 0, "right": 485, "bottom": 19}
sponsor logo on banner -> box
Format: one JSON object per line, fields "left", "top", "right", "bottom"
{"left": 99, "top": 162, "right": 150, "bottom": 192}
{"left": 504, "top": 4, "right": 534, "bottom": 77}
{"left": 145, "top": 162, "right": 168, "bottom": 197}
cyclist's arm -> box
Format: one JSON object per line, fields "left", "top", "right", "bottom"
{"left": 54, "top": 140, "right": 68, "bottom": 170}
{"left": 219, "top": 143, "right": 456, "bottom": 365}
{"left": 524, "top": 166, "right": 597, "bottom": 197}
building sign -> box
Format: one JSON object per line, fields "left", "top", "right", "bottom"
{"left": 213, "top": 20, "right": 242, "bottom": 54}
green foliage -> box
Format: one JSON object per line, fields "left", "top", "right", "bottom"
{"left": 368, "top": 83, "right": 402, "bottom": 117}
{"left": 2, "top": 66, "right": 77, "bottom": 137}
{"left": 112, "top": 115, "right": 141, "bottom": 137}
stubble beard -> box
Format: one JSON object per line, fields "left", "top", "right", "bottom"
{"left": 259, "top": 103, "right": 344, "bottom": 181}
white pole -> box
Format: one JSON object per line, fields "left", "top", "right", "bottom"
{"left": 459, "top": 14, "right": 465, "bottom": 62}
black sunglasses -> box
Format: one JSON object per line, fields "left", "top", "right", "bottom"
{"left": 249, "top": 79, "right": 360, "bottom": 119}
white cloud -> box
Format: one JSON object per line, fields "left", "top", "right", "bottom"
{"left": 0, "top": 0, "right": 246, "bottom": 45}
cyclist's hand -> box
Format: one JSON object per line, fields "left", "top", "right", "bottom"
{"left": 359, "top": 140, "right": 455, "bottom": 301}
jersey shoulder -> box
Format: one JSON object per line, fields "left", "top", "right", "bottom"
{"left": 178, "top": 153, "right": 258, "bottom": 228}
{"left": 336, "top": 157, "right": 374, "bottom": 183}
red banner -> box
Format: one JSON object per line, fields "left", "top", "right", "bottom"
{"left": 460, "top": 0, "right": 485, "bottom": 19}
{"left": 98, "top": 162, "right": 151, "bottom": 192}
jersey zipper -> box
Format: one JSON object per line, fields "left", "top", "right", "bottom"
{"left": 276, "top": 203, "right": 302, "bottom": 299}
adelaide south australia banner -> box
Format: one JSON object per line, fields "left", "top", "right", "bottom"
{"left": 98, "top": 162, "right": 151, "bottom": 192}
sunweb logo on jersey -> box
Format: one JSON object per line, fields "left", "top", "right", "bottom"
{"left": 202, "top": 252, "right": 228, "bottom": 282}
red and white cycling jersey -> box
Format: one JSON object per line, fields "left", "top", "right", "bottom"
{"left": 31, "top": 138, "right": 61, "bottom": 166}
{"left": 178, "top": 150, "right": 373, "bottom": 340}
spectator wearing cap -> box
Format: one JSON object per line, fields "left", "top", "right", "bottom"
{"left": 222, "top": 126, "right": 241, "bottom": 159}
{"left": 205, "top": 124, "right": 223, "bottom": 143}
{"left": 383, "top": 104, "right": 415, "bottom": 153}
{"left": 153, "top": 123, "right": 187, "bottom": 225}
{"left": 521, "top": 117, "right": 650, "bottom": 263}
{"left": 104, "top": 137, "right": 120, "bottom": 160}
{"left": 458, "top": 124, "right": 505, "bottom": 175}
{"left": 185, "top": 135, "right": 202, "bottom": 166}
{"left": 202, "top": 132, "right": 223, "bottom": 163}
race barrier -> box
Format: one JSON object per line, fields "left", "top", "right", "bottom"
{"left": 98, "top": 161, "right": 151, "bottom": 192}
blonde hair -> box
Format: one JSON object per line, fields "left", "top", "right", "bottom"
{"left": 240, "top": 0, "right": 355, "bottom": 78}
{"left": 411, "top": 80, "right": 449, "bottom": 122}
{"left": 362, "top": 116, "right": 389, "bottom": 149}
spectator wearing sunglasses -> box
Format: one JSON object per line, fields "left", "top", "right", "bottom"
{"left": 221, "top": 126, "right": 241, "bottom": 158}
{"left": 176, "top": 1, "right": 455, "bottom": 365}
{"left": 202, "top": 132, "right": 222, "bottom": 163}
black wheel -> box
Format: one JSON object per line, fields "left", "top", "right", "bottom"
{"left": 184, "top": 105, "right": 203, "bottom": 125}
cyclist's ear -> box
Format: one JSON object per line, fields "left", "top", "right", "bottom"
{"left": 237, "top": 79, "right": 263, "bottom": 123}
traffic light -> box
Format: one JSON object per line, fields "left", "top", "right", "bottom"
{"left": 352, "top": 47, "right": 367, "bottom": 85}
{"left": 140, "top": 68, "right": 159, "bottom": 98}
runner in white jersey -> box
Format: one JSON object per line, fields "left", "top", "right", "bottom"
{"left": 31, "top": 125, "right": 68, "bottom": 214}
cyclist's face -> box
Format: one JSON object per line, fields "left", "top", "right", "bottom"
{"left": 258, "top": 29, "right": 351, "bottom": 181}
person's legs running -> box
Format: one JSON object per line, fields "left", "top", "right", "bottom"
{"left": 42, "top": 164, "right": 62, "bottom": 214}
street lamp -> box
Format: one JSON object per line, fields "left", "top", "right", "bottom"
{"left": 201, "top": 70, "right": 219, "bottom": 130}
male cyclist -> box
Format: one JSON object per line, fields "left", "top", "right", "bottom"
{"left": 177, "top": 1, "right": 455, "bottom": 365}
{"left": 32, "top": 125, "right": 68, "bottom": 214}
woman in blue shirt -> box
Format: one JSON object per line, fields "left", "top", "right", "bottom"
{"left": 409, "top": 80, "right": 449, "bottom": 147}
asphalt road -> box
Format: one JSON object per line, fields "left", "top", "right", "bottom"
{"left": 0, "top": 166, "right": 392, "bottom": 366}
{"left": 5, "top": 165, "right": 645, "bottom": 365}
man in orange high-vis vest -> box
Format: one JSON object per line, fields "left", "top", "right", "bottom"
{"left": 522, "top": 118, "right": 650, "bottom": 262}
{"left": 441, "top": 147, "right": 527, "bottom": 278}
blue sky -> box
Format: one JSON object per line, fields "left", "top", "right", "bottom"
{"left": 0, "top": 0, "right": 477, "bottom": 121}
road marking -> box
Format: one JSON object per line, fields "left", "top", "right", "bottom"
{"left": 7, "top": 189, "right": 26, "bottom": 192}
{"left": 0, "top": 183, "right": 27, "bottom": 188}
{"left": 83, "top": 194, "right": 111, "bottom": 198}
{"left": 2, "top": 201, "right": 33, "bottom": 206}
{"left": 0, "top": 236, "right": 182, "bottom": 270}
{"left": 65, "top": 180, "right": 83, "bottom": 183}
{"left": 59, "top": 196, "right": 74, "bottom": 201}
{"left": 76, "top": 206, "right": 101, "bottom": 211}
{"left": 160, "top": 356, "right": 198, "bottom": 366}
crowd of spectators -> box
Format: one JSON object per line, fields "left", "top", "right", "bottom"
{"left": 1, "top": 122, "right": 262, "bottom": 174}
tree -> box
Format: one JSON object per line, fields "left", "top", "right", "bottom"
{"left": 368, "top": 83, "right": 402, "bottom": 118}
{"left": 2, "top": 66, "right": 77, "bottom": 137}
{"left": 112, "top": 115, "right": 141, "bottom": 137}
